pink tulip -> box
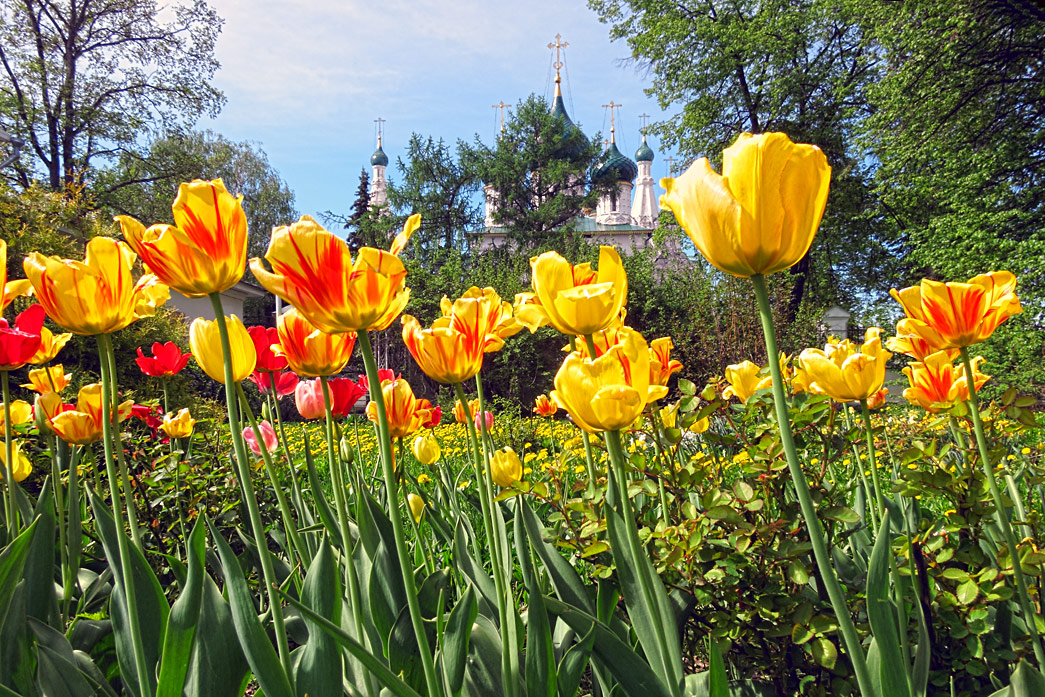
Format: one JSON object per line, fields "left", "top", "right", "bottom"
{"left": 243, "top": 420, "right": 278, "bottom": 457}
{"left": 474, "top": 410, "right": 494, "bottom": 431}
{"left": 294, "top": 379, "right": 326, "bottom": 420}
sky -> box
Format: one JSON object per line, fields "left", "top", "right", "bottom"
{"left": 201, "top": 0, "right": 679, "bottom": 221}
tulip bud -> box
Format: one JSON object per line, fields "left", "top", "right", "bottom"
{"left": 407, "top": 493, "right": 425, "bottom": 523}
{"left": 474, "top": 410, "right": 494, "bottom": 432}
{"left": 412, "top": 433, "right": 441, "bottom": 465}
{"left": 339, "top": 435, "right": 355, "bottom": 465}
{"left": 489, "top": 447, "right": 522, "bottom": 488}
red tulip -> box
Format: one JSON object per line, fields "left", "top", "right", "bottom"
{"left": 0, "top": 305, "right": 45, "bottom": 371}
{"left": 136, "top": 342, "right": 191, "bottom": 377}
{"left": 329, "top": 377, "right": 368, "bottom": 418}
{"left": 358, "top": 369, "right": 399, "bottom": 393}
{"left": 423, "top": 406, "right": 442, "bottom": 429}
{"left": 249, "top": 369, "right": 299, "bottom": 398}
{"left": 248, "top": 326, "right": 288, "bottom": 372}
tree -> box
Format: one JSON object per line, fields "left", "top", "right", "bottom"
{"left": 461, "top": 94, "right": 611, "bottom": 248}
{"left": 387, "top": 134, "right": 481, "bottom": 259}
{"left": 0, "top": 0, "right": 224, "bottom": 190}
{"left": 99, "top": 130, "right": 297, "bottom": 259}
{"left": 586, "top": 0, "right": 895, "bottom": 315}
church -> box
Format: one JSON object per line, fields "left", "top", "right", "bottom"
{"left": 363, "top": 35, "right": 681, "bottom": 262}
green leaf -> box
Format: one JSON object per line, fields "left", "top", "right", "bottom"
{"left": 294, "top": 539, "right": 343, "bottom": 697}
{"left": 157, "top": 518, "right": 207, "bottom": 697}
{"left": 0, "top": 518, "right": 39, "bottom": 634}
{"left": 184, "top": 575, "right": 249, "bottom": 697}
{"left": 866, "top": 512, "right": 912, "bottom": 697}
{"left": 986, "top": 660, "right": 1045, "bottom": 696}
{"left": 515, "top": 503, "right": 556, "bottom": 697}
{"left": 792, "top": 625, "right": 814, "bottom": 645}
{"left": 304, "top": 431, "right": 340, "bottom": 538}
{"left": 819, "top": 506, "right": 861, "bottom": 524}
{"left": 787, "top": 562, "right": 810, "bottom": 586}
{"left": 811, "top": 637, "right": 837, "bottom": 670}
{"left": 544, "top": 596, "right": 675, "bottom": 697}
{"left": 28, "top": 617, "right": 94, "bottom": 697}
{"left": 25, "top": 480, "right": 59, "bottom": 627}
{"left": 207, "top": 518, "right": 294, "bottom": 697}
{"left": 708, "top": 636, "right": 729, "bottom": 697}
{"left": 956, "top": 579, "right": 979, "bottom": 606}
{"left": 678, "top": 379, "right": 697, "bottom": 396}
{"left": 556, "top": 624, "right": 595, "bottom": 697}
{"left": 520, "top": 501, "right": 594, "bottom": 614}
{"left": 276, "top": 588, "right": 423, "bottom": 697}
{"left": 443, "top": 584, "right": 478, "bottom": 697}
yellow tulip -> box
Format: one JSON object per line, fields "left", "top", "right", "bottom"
{"left": 23, "top": 236, "right": 169, "bottom": 335}
{"left": 649, "top": 337, "right": 683, "bottom": 387}
{"left": 250, "top": 214, "right": 419, "bottom": 334}
{"left": 439, "top": 287, "right": 523, "bottom": 345}
{"left": 49, "top": 383, "right": 132, "bottom": 446}
{"left": 0, "top": 238, "right": 31, "bottom": 314}
{"left": 115, "top": 179, "right": 248, "bottom": 297}
{"left": 659, "top": 402, "right": 679, "bottom": 429}
{"left": 276, "top": 308, "right": 355, "bottom": 377}
{"left": 160, "top": 408, "right": 196, "bottom": 439}
{"left": 902, "top": 351, "right": 990, "bottom": 413}
{"left": 798, "top": 328, "right": 892, "bottom": 403}
{"left": 22, "top": 365, "right": 71, "bottom": 394}
{"left": 490, "top": 447, "right": 522, "bottom": 488}
{"left": 551, "top": 327, "right": 668, "bottom": 433}
{"left": 890, "top": 271, "right": 1021, "bottom": 350}
{"left": 29, "top": 326, "right": 72, "bottom": 365}
{"left": 0, "top": 440, "right": 32, "bottom": 482}
{"left": 190, "top": 315, "right": 256, "bottom": 383}
{"left": 412, "top": 433, "right": 441, "bottom": 465}
{"left": 660, "top": 132, "right": 830, "bottom": 277}
{"left": 0, "top": 400, "right": 33, "bottom": 431}
{"left": 453, "top": 398, "right": 480, "bottom": 424}
{"left": 723, "top": 361, "right": 765, "bottom": 403}
{"left": 407, "top": 493, "right": 425, "bottom": 523}
{"left": 515, "top": 246, "right": 627, "bottom": 337}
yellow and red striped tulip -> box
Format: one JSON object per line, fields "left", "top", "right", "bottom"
{"left": 439, "top": 287, "right": 522, "bottom": 345}
{"left": 366, "top": 377, "right": 433, "bottom": 439}
{"left": 533, "top": 394, "right": 558, "bottom": 417}
{"left": 902, "top": 351, "right": 990, "bottom": 413}
{"left": 49, "top": 383, "right": 132, "bottom": 446}
{"left": 453, "top": 398, "right": 480, "bottom": 424}
{"left": 660, "top": 132, "right": 830, "bottom": 278}
{"left": 29, "top": 326, "right": 72, "bottom": 365}
{"left": 890, "top": 271, "right": 1021, "bottom": 350}
{"left": 23, "top": 237, "right": 169, "bottom": 335}
{"left": 22, "top": 365, "right": 71, "bottom": 394}
{"left": 649, "top": 337, "right": 683, "bottom": 387}
{"left": 250, "top": 214, "right": 419, "bottom": 334}
{"left": 276, "top": 308, "right": 355, "bottom": 377}
{"left": 115, "top": 179, "right": 248, "bottom": 297}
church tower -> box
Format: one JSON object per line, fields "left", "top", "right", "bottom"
{"left": 369, "top": 118, "right": 389, "bottom": 213}
{"left": 632, "top": 128, "right": 658, "bottom": 228}
{"left": 593, "top": 102, "right": 637, "bottom": 226}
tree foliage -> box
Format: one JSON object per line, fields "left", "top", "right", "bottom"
{"left": 0, "top": 0, "right": 224, "bottom": 190}
{"left": 98, "top": 129, "right": 297, "bottom": 259}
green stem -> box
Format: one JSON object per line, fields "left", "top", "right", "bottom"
{"left": 207, "top": 293, "right": 293, "bottom": 681}
{"left": 844, "top": 405, "right": 878, "bottom": 534}
{"left": 2, "top": 371, "right": 17, "bottom": 535}
{"left": 101, "top": 335, "right": 142, "bottom": 550}
{"left": 751, "top": 273, "right": 874, "bottom": 696}
{"left": 62, "top": 442, "right": 82, "bottom": 622}
{"left": 959, "top": 347, "right": 1045, "bottom": 669}
{"left": 50, "top": 433, "right": 68, "bottom": 612}
{"left": 357, "top": 331, "right": 441, "bottom": 697}
{"left": 96, "top": 336, "right": 153, "bottom": 697}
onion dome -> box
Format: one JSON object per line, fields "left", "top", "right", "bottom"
{"left": 371, "top": 142, "right": 388, "bottom": 167}
{"left": 549, "top": 84, "right": 589, "bottom": 162}
{"left": 635, "top": 135, "right": 654, "bottom": 163}
{"left": 593, "top": 141, "right": 638, "bottom": 183}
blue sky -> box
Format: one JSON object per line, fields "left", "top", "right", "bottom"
{"left": 202, "top": 0, "right": 679, "bottom": 221}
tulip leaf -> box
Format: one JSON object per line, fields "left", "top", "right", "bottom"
{"left": 708, "top": 635, "right": 730, "bottom": 697}
{"left": 520, "top": 500, "right": 594, "bottom": 614}
{"left": 157, "top": 518, "right": 206, "bottom": 697}
{"left": 452, "top": 518, "right": 499, "bottom": 620}
{"left": 207, "top": 518, "right": 294, "bottom": 697}
{"left": 544, "top": 595, "right": 675, "bottom": 697}
{"left": 303, "top": 431, "right": 339, "bottom": 539}
{"left": 184, "top": 574, "right": 249, "bottom": 697}
{"left": 866, "top": 512, "right": 912, "bottom": 697}
{"left": 28, "top": 617, "right": 94, "bottom": 697}
{"left": 275, "top": 586, "right": 424, "bottom": 697}
{"left": 0, "top": 517, "right": 39, "bottom": 633}
{"left": 25, "top": 480, "right": 59, "bottom": 628}
{"left": 986, "top": 660, "right": 1045, "bottom": 697}
{"left": 515, "top": 502, "right": 556, "bottom": 697}
{"left": 294, "top": 539, "right": 343, "bottom": 697}
{"left": 556, "top": 624, "right": 595, "bottom": 697}
{"left": 89, "top": 488, "right": 169, "bottom": 697}
{"left": 443, "top": 583, "right": 478, "bottom": 696}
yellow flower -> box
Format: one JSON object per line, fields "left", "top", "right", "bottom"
{"left": 49, "top": 383, "right": 132, "bottom": 446}
{"left": 0, "top": 440, "right": 32, "bottom": 482}
{"left": 250, "top": 214, "right": 419, "bottom": 334}
{"left": 490, "top": 447, "right": 522, "bottom": 488}
{"left": 649, "top": 337, "right": 683, "bottom": 387}
{"left": 23, "top": 237, "right": 169, "bottom": 335}
{"left": 659, "top": 402, "right": 679, "bottom": 429}
{"left": 798, "top": 328, "right": 892, "bottom": 403}
{"left": 366, "top": 377, "right": 433, "bottom": 439}
{"left": 902, "top": 351, "right": 990, "bottom": 413}
{"left": 22, "top": 364, "right": 71, "bottom": 394}
{"left": 722, "top": 360, "right": 764, "bottom": 403}
{"left": 407, "top": 493, "right": 425, "bottom": 523}
{"left": 439, "top": 287, "right": 523, "bottom": 345}
{"left": 412, "top": 433, "right": 441, "bottom": 465}
{"left": 29, "top": 326, "right": 72, "bottom": 365}
{"left": 0, "top": 239, "right": 31, "bottom": 314}
{"left": 890, "top": 271, "right": 1021, "bottom": 350}
{"left": 276, "top": 308, "right": 355, "bottom": 377}
{"left": 660, "top": 132, "right": 831, "bottom": 278}
{"left": 160, "top": 408, "right": 195, "bottom": 439}
{"left": 453, "top": 398, "right": 480, "bottom": 424}
{"left": 515, "top": 246, "right": 627, "bottom": 336}
{"left": 551, "top": 327, "right": 668, "bottom": 433}
{"left": 0, "top": 400, "right": 33, "bottom": 431}
{"left": 417, "top": 473, "right": 432, "bottom": 485}
{"left": 116, "top": 179, "right": 248, "bottom": 297}
{"left": 190, "top": 315, "right": 257, "bottom": 383}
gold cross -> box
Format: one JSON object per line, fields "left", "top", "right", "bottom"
{"left": 639, "top": 113, "right": 651, "bottom": 133}
{"left": 491, "top": 102, "right": 511, "bottom": 133}
{"left": 374, "top": 117, "right": 386, "bottom": 145}
{"left": 548, "top": 33, "right": 569, "bottom": 75}
{"left": 602, "top": 101, "right": 622, "bottom": 142}
{"left": 665, "top": 155, "right": 677, "bottom": 176}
